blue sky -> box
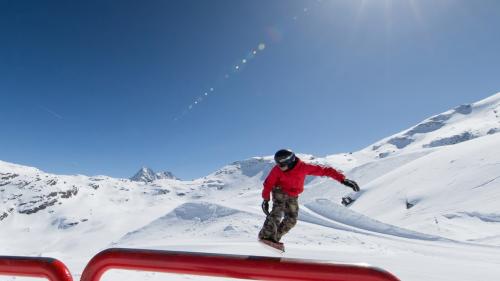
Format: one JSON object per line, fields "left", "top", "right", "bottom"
{"left": 1, "top": 0, "right": 500, "bottom": 180}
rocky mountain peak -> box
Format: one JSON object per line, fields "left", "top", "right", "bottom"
{"left": 130, "top": 167, "right": 178, "bottom": 182}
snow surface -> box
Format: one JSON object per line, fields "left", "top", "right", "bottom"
{"left": 1, "top": 92, "right": 500, "bottom": 281}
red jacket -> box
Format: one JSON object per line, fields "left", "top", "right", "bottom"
{"left": 262, "top": 158, "right": 346, "bottom": 201}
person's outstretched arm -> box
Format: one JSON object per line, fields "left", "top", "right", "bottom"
{"left": 303, "top": 162, "right": 360, "bottom": 192}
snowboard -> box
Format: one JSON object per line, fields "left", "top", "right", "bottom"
{"left": 259, "top": 239, "right": 285, "bottom": 253}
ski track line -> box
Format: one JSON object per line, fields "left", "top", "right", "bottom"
{"left": 300, "top": 201, "right": 443, "bottom": 242}
{"left": 300, "top": 201, "right": 500, "bottom": 250}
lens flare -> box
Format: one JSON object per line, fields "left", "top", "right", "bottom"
{"left": 173, "top": 1, "right": 326, "bottom": 122}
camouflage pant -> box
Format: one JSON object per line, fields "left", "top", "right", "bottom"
{"left": 258, "top": 187, "right": 299, "bottom": 242}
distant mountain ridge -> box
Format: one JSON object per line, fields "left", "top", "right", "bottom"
{"left": 363, "top": 92, "right": 500, "bottom": 159}
{"left": 130, "top": 167, "right": 179, "bottom": 182}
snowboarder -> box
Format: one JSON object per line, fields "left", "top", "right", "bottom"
{"left": 258, "top": 149, "right": 360, "bottom": 249}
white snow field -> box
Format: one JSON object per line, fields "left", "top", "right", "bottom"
{"left": 1, "top": 92, "right": 500, "bottom": 281}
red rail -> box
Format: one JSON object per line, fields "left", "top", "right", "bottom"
{"left": 81, "top": 248, "right": 400, "bottom": 281}
{"left": 0, "top": 256, "right": 73, "bottom": 281}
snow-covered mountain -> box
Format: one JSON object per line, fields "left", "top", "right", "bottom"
{"left": 130, "top": 167, "right": 179, "bottom": 182}
{"left": 362, "top": 92, "right": 500, "bottom": 159}
{"left": 1, "top": 92, "right": 500, "bottom": 281}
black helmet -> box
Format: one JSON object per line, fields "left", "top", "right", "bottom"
{"left": 274, "top": 149, "right": 296, "bottom": 169}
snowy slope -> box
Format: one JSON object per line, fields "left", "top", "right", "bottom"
{"left": 1, "top": 92, "right": 500, "bottom": 281}
{"left": 352, "top": 133, "right": 500, "bottom": 243}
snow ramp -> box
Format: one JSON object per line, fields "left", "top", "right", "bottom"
{"left": 113, "top": 202, "right": 260, "bottom": 247}
{"left": 300, "top": 198, "right": 445, "bottom": 241}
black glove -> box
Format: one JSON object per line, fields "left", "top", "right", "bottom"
{"left": 261, "top": 200, "right": 270, "bottom": 216}
{"left": 342, "top": 179, "right": 360, "bottom": 192}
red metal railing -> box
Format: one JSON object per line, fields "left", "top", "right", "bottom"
{"left": 81, "top": 248, "right": 400, "bottom": 281}
{"left": 0, "top": 256, "right": 73, "bottom": 281}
